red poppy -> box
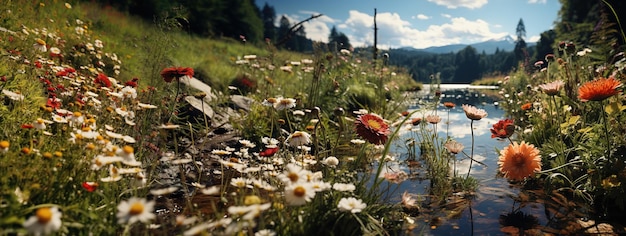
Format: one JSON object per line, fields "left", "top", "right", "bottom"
{"left": 21, "top": 123, "right": 34, "bottom": 129}
{"left": 259, "top": 147, "right": 279, "bottom": 157}
{"left": 125, "top": 78, "right": 139, "bottom": 87}
{"left": 355, "top": 113, "right": 390, "bottom": 145}
{"left": 491, "top": 119, "right": 515, "bottom": 139}
{"left": 82, "top": 182, "right": 99, "bottom": 192}
{"left": 401, "top": 111, "right": 410, "bottom": 116}
{"left": 521, "top": 103, "right": 532, "bottom": 111}
{"left": 578, "top": 76, "right": 622, "bottom": 102}
{"left": 47, "top": 97, "right": 61, "bottom": 109}
{"left": 160, "top": 67, "right": 194, "bottom": 83}
{"left": 94, "top": 73, "right": 111, "bottom": 88}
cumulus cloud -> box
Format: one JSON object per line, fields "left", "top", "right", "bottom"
{"left": 415, "top": 14, "right": 431, "bottom": 20}
{"left": 528, "top": 35, "right": 541, "bottom": 43}
{"left": 527, "top": 0, "right": 547, "bottom": 4}
{"left": 338, "top": 10, "right": 507, "bottom": 49}
{"left": 427, "top": 0, "right": 488, "bottom": 9}
{"left": 277, "top": 11, "right": 337, "bottom": 43}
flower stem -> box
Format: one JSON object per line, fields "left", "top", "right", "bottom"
{"left": 167, "top": 80, "right": 181, "bottom": 124}
{"left": 466, "top": 120, "right": 475, "bottom": 179}
{"left": 603, "top": 100, "right": 612, "bottom": 160}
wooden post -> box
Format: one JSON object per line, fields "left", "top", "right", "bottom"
{"left": 373, "top": 8, "right": 378, "bottom": 61}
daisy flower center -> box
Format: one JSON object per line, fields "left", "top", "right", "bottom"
{"left": 287, "top": 173, "right": 299, "bottom": 182}
{"left": 0, "top": 141, "right": 9, "bottom": 149}
{"left": 129, "top": 202, "right": 144, "bottom": 215}
{"left": 293, "top": 186, "right": 306, "bottom": 197}
{"left": 122, "top": 145, "right": 134, "bottom": 154}
{"left": 367, "top": 119, "right": 382, "bottom": 130}
{"left": 36, "top": 208, "right": 53, "bottom": 224}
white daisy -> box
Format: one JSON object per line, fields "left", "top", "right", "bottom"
{"left": 332, "top": 183, "right": 356, "bottom": 192}
{"left": 116, "top": 197, "right": 156, "bottom": 224}
{"left": 278, "top": 163, "right": 307, "bottom": 184}
{"left": 274, "top": 97, "right": 296, "bottom": 110}
{"left": 337, "top": 197, "right": 367, "bottom": 213}
{"left": 23, "top": 207, "right": 62, "bottom": 235}
{"left": 286, "top": 131, "right": 311, "bottom": 147}
{"left": 284, "top": 182, "right": 315, "bottom": 206}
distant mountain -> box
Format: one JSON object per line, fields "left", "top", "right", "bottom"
{"left": 396, "top": 35, "right": 535, "bottom": 54}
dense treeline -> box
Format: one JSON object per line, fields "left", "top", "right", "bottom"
{"left": 387, "top": 47, "right": 526, "bottom": 83}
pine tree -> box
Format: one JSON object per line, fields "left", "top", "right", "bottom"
{"left": 514, "top": 18, "right": 528, "bottom": 64}
{"left": 261, "top": 3, "right": 277, "bottom": 42}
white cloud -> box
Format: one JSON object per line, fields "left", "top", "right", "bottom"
{"left": 441, "top": 13, "right": 452, "bottom": 18}
{"left": 415, "top": 14, "right": 431, "bottom": 20}
{"left": 528, "top": 35, "right": 541, "bottom": 43}
{"left": 427, "top": 0, "right": 488, "bottom": 9}
{"left": 527, "top": 0, "right": 547, "bottom": 4}
{"left": 277, "top": 12, "right": 337, "bottom": 43}
{"left": 338, "top": 10, "right": 508, "bottom": 49}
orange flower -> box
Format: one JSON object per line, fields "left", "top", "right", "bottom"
{"left": 410, "top": 117, "right": 422, "bottom": 126}
{"left": 443, "top": 102, "right": 455, "bottom": 109}
{"left": 498, "top": 141, "right": 541, "bottom": 181}
{"left": 160, "top": 67, "right": 194, "bottom": 83}
{"left": 355, "top": 113, "right": 390, "bottom": 145}
{"left": 578, "top": 76, "right": 622, "bottom": 102}
{"left": 491, "top": 119, "right": 515, "bottom": 139}
{"left": 520, "top": 103, "right": 532, "bottom": 111}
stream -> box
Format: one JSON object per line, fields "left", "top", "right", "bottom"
{"left": 384, "top": 84, "right": 553, "bottom": 235}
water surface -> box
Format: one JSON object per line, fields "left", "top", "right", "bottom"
{"left": 385, "top": 85, "right": 548, "bottom": 235}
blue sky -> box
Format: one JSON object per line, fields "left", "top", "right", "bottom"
{"left": 254, "top": 0, "right": 561, "bottom": 49}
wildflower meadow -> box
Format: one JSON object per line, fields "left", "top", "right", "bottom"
{"left": 1, "top": 1, "right": 626, "bottom": 236}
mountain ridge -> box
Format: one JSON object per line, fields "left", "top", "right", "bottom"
{"left": 395, "top": 35, "right": 535, "bottom": 54}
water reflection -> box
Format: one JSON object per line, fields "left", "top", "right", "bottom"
{"left": 389, "top": 87, "right": 552, "bottom": 235}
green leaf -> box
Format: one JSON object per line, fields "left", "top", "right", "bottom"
{"left": 604, "top": 101, "right": 626, "bottom": 115}
{"left": 560, "top": 115, "right": 580, "bottom": 129}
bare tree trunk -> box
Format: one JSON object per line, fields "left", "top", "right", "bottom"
{"left": 373, "top": 8, "right": 378, "bottom": 61}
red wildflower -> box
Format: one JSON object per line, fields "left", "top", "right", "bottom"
{"left": 160, "top": 67, "right": 194, "bottom": 83}
{"left": 94, "top": 73, "right": 111, "bottom": 88}
{"left": 355, "top": 113, "right": 390, "bottom": 145}
{"left": 259, "top": 147, "right": 279, "bottom": 157}
{"left": 21, "top": 123, "right": 34, "bottom": 129}
{"left": 578, "top": 76, "right": 622, "bottom": 102}
{"left": 411, "top": 117, "right": 422, "bottom": 126}
{"left": 82, "top": 182, "right": 99, "bottom": 192}
{"left": 56, "top": 70, "right": 69, "bottom": 77}
{"left": 521, "top": 103, "right": 532, "bottom": 111}
{"left": 491, "top": 119, "right": 515, "bottom": 139}
{"left": 125, "top": 78, "right": 139, "bottom": 88}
